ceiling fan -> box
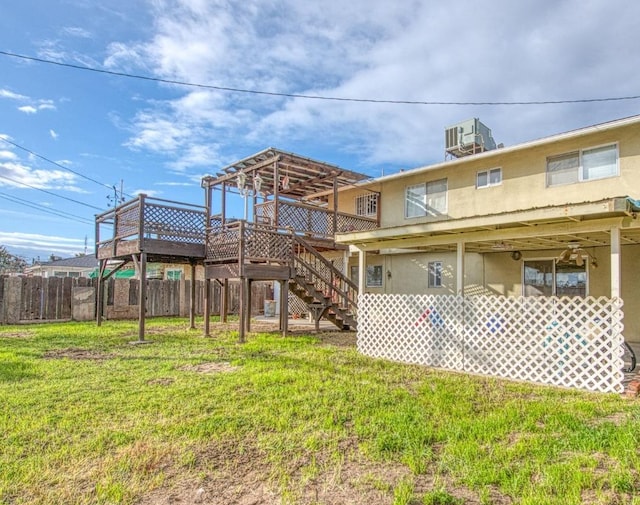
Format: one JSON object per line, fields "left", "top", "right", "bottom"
{"left": 556, "top": 242, "right": 595, "bottom": 267}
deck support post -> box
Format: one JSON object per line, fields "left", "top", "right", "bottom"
{"left": 246, "top": 279, "right": 252, "bottom": 334}
{"left": 203, "top": 278, "right": 211, "bottom": 337}
{"left": 221, "top": 279, "right": 228, "bottom": 323}
{"left": 279, "top": 279, "right": 289, "bottom": 337}
{"left": 239, "top": 277, "right": 248, "bottom": 343}
{"left": 96, "top": 259, "right": 107, "bottom": 326}
{"left": 357, "top": 247, "right": 366, "bottom": 297}
{"left": 189, "top": 261, "right": 196, "bottom": 329}
{"left": 137, "top": 251, "right": 147, "bottom": 342}
{"left": 456, "top": 240, "right": 465, "bottom": 295}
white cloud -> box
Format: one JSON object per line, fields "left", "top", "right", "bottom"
{"left": 108, "top": 0, "right": 640, "bottom": 173}
{"left": 0, "top": 161, "right": 79, "bottom": 190}
{"left": 49, "top": 129, "right": 59, "bottom": 140}
{"left": 0, "top": 88, "right": 29, "bottom": 101}
{"left": 18, "top": 105, "right": 38, "bottom": 114}
{"left": 0, "top": 231, "right": 85, "bottom": 256}
{"left": 0, "top": 150, "right": 18, "bottom": 161}
{"left": 132, "top": 189, "right": 161, "bottom": 197}
{"left": 62, "top": 26, "right": 92, "bottom": 38}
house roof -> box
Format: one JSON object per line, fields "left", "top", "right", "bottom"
{"left": 202, "top": 147, "right": 370, "bottom": 203}
{"left": 39, "top": 255, "right": 99, "bottom": 269}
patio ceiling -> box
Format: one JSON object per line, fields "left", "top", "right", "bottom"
{"left": 202, "top": 148, "right": 370, "bottom": 203}
{"left": 336, "top": 197, "right": 640, "bottom": 254}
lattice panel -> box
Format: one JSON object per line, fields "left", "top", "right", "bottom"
{"left": 357, "top": 294, "right": 625, "bottom": 393}
{"left": 336, "top": 213, "right": 378, "bottom": 232}
{"left": 144, "top": 203, "right": 206, "bottom": 244}
{"left": 244, "top": 227, "right": 293, "bottom": 263}
{"left": 206, "top": 226, "right": 241, "bottom": 261}
{"left": 115, "top": 204, "right": 140, "bottom": 239}
{"left": 276, "top": 202, "right": 333, "bottom": 237}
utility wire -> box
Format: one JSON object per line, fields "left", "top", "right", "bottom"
{"left": 0, "top": 173, "right": 104, "bottom": 211}
{"left": 0, "top": 191, "right": 94, "bottom": 225}
{"left": 2, "top": 50, "right": 640, "bottom": 106}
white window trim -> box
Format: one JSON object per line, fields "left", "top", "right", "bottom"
{"left": 546, "top": 143, "right": 618, "bottom": 188}
{"left": 428, "top": 261, "right": 443, "bottom": 288}
{"left": 476, "top": 167, "right": 502, "bottom": 189}
{"left": 355, "top": 193, "right": 378, "bottom": 217}
{"left": 521, "top": 257, "right": 590, "bottom": 297}
{"left": 365, "top": 265, "right": 383, "bottom": 288}
{"left": 404, "top": 179, "right": 448, "bottom": 219}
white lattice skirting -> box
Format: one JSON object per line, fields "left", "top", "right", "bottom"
{"left": 357, "top": 294, "right": 625, "bottom": 393}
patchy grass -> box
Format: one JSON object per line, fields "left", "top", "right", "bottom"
{"left": 0, "top": 318, "right": 639, "bottom": 504}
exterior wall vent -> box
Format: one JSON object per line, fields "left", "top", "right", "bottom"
{"left": 445, "top": 118, "right": 497, "bottom": 159}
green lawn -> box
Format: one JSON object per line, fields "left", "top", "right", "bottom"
{"left": 0, "top": 318, "right": 638, "bottom": 505}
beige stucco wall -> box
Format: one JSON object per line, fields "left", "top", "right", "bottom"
{"left": 350, "top": 251, "right": 484, "bottom": 296}
{"left": 337, "top": 121, "right": 640, "bottom": 228}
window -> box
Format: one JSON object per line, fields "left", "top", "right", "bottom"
{"left": 355, "top": 193, "right": 378, "bottom": 217}
{"left": 477, "top": 168, "right": 502, "bottom": 188}
{"left": 166, "top": 269, "right": 183, "bottom": 280}
{"left": 68, "top": 272, "right": 80, "bottom": 278}
{"left": 523, "top": 259, "right": 587, "bottom": 297}
{"left": 405, "top": 179, "right": 447, "bottom": 218}
{"left": 428, "top": 261, "right": 443, "bottom": 288}
{"left": 547, "top": 144, "right": 617, "bottom": 187}
{"left": 366, "top": 265, "right": 383, "bottom": 288}
{"left": 350, "top": 265, "right": 359, "bottom": 286}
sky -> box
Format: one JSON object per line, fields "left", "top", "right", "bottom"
{"left": 1, "top": 0, "right": 639, "bottom": 262}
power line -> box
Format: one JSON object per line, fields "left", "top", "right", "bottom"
{"left": 0, "top": 173, "right": 104, "bottom": 211}
{"left": 0, "top": 191, "right": 94, "bottom": 225}
{"left": 2, "top": 50, "right": 640, "bottom": 106}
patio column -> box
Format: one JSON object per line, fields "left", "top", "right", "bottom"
{"left": 611, "top": 226, "right": 621, "bottom": 298}
{"left": 357, "top": 247, "right": 366, "bottom": 297}
{"left": 456, "top": 240, "right": 465, "bottom": 295}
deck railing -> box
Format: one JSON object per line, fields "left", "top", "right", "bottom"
{"left": 255, "top": 200, "right": 377, "bottom": 239}
{"left": 95, "top": 195, "right": 207, "bottom": 252}
{"left": 205, "top": 221, "right": 294, "bottom": 264}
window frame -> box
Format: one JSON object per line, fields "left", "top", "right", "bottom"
{"left": 365, "top": 265, "right": 383, "bottom": 288}
{"left": 476, "top": 167, "right": 502, "bottom": 189}
{"left": 546, "top": 143, "right": 618, "bottom": 187}
{"left": 404, "top": 178, "right": 448, "bottom": 219}
{"left": 427, "top": 261, "right": 443, "bottom": 288}
{"left": 355, "top": 193, "right": 379, "bottom": 217}
{"left": 522, "top": 258, "right": 589, "bottom": 297}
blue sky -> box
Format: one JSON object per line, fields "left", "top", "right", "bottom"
{"left": 1, "top": 0, "right": 639, "bottom": 261}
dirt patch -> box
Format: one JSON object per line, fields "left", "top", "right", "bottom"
{"left": 179, "top": 362, "right": 239, "bottom": 374}
{"left": 42, "top": 348, "right": 113, "bottom": 360}
{"left": 147, "top": 377, "right": 175, "bottom": 386}
{"left": 0, "top": 330, "right": 35, "bottom": 338}
{"left": 136, "top": 437, "right": 513, "bottom": 505}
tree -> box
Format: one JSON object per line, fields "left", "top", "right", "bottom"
{"left": 0, "top": 245, "right": 27, "bottom": 275}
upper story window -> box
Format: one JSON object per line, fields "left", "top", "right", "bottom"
{"left": 477, "top": 168, "right": 502, "bottom": 188}
{"left": 405, "top": 178, "right": 448, "bottom": 218}
{"left": 355, "top": 193, "right": 378, "bottom": 217}
{"left": 546, "top": 143, "right": 618, "bottom": 187}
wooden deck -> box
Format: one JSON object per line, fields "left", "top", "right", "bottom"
{"left": 95, "top": 195, "right": 207, "bottom": 263}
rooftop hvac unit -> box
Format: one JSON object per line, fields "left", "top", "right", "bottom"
{"left": 445, "top": 118, "right": 497, "bottom": 158}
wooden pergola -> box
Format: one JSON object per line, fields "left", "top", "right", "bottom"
{"left": 201, "top": 148, "right": 375, "bottom": 341}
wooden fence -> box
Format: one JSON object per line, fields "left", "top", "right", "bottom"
{"left": 0, "top": 276, "right": 269, "bottom": 324}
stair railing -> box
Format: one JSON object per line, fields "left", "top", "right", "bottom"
{"left": 292, "top": 235, "right": 358, "bottom": 318}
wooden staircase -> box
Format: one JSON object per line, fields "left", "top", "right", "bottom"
{"left": 289, "top": 236, "right": 358, "bottom": 331}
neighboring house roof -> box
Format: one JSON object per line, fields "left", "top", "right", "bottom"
{"left": 41, "top": 255, "right": 99, "bottom": 269}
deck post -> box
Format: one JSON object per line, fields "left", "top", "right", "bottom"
{"left": 332, "top": 176, "right": 338, "bottom": 235}
{"left": 239, "top": 277, "right": 247, "bottom": 343}
{"left": 96, "top": 259, "right": 107, "bottom": 326}
{"left": 357, "top": 247, "right": 366, "bottom": 297}
{"left": 204, "top": 279, "right": 211, "bottom": 337}
{"left": 246, "top": 279, "right": 252, "bottom": 333}
{"left": 189, "top": 261, "right": 196, "bottom": 329}
{"left": 221, "top": 279, "right": 228, "bottom": 323}
{"left": 456, "top": 240, "right": 465, "bottom": 295}
{"left": 137, "top": 251, "right": 147, "bottom": 342}
{"left": 279, "top": 279, "right": 289, "bottom": 337}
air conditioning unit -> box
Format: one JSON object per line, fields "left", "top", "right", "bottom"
{"left": 445, "top": 118, "right": 497, "bottom": 158}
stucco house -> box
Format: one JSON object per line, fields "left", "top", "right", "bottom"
{"left": 25, "top": 254, "right": 99, "bottom": 278}
{"left": 334, "top": 114, "right": 640, "bottom": 344}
